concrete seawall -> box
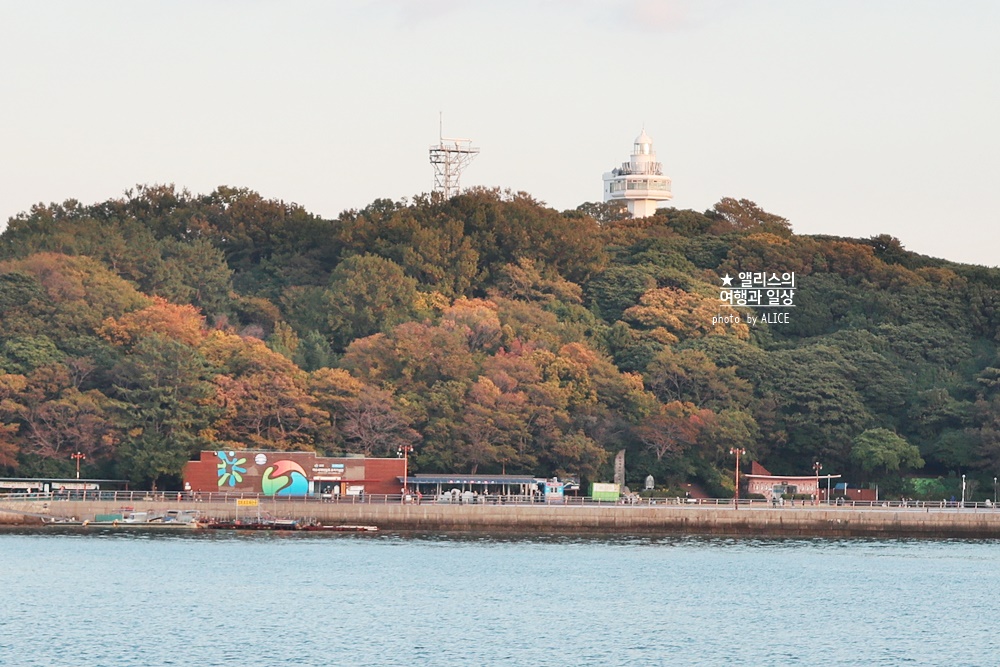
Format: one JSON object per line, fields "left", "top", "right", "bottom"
{"left": 4, "top": 499, "right": 1000, "bottom": 538}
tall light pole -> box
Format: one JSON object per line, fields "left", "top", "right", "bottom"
{"left": 961, "top": 474, "right": 966, "bottom": 508}
{"left": 397, "top": 444, "right": 414, "bottom": 501}
{"left": 813, "top": 462, "right": 822, "bottom": 506}
{"left": 729, "top": 448, "right": 745, "bottom": 509}
{"left": 71, "top": 451, "right": 85, "bottom": 479}
{"left": 994, "top": 477, "right": 997, "bottom": 506}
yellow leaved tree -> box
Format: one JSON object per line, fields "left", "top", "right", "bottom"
{"left": 623, "top": 287, "right": 749, "bottom": 345}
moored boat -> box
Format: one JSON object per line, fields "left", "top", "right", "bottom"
{"left": 41, "top": 518, "right": 198, "bottom": 529}
{"left": 199, "top": 518, "right": 300, "bottom": 530}
{"left": 300, "top": 524, "right": 378, "bottom": 532}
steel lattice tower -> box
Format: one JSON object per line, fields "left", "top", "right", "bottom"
{"left": 429, "top": 117, "right": 479, "bottom": 198}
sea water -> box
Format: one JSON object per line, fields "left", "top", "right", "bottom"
{"left": 0, "top": 530, "right": 997, "bottom": 666}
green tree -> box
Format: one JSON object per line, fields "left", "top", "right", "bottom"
{"left": 1, "top": 336, "right": 64, "bottom": 374}
{"left": 149, "top": 238, "right": 234, "bottom": 319}
{"left": 266, "top": 321, "right": 300, "bottom": 360}
{"left": 0, "top": 271, "right": 53, "bottom": 339}
{"left": 587, "top": 265, "right": 657, "bottom": 322}
{"left": 850, "top": 428, "right": 924, "bottom": 482}
{"left": 325, "top": 254, "right": 421, "bottom": 350}
{"left": 711, "top": 198, "right": 791, "bottom": 234}
{"left": 696, "top": 408, "right": 760, "bottom": 466}
{"left": 492, "top": 257, "right": 583, "bottom": 305}
{"left": 294, "top": 330, "right": 334, "bottom": 371}
{"left": 764, "top": 346, "right": 873, "bottom": 471}
{"left": 549, "top": 431, "right": 608, "bottom": 480}
{"left": 574, "top": 201, "right": 629, "bottom": 225}
{"left": 111, "top": 334, "right": 216, "bottom": 488}
{"left": 645, "top": 347, "right": 751, "bottom": 410}
{"left": 0, "top": 253, "right": 148, "bottom": 337}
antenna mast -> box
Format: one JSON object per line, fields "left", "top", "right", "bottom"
{"left": 429, "top": 113, "right": 479, "bottom": 198}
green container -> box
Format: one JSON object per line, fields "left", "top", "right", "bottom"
{"left": 95, "top": 513, "right": 124, "bottom": 522}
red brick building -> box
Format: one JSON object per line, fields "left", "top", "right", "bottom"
{"left": 744, "top": 461, "right": 841, "bottom": 501}
{"left": 183, "top": 450, "right": 406, "bottom": 497}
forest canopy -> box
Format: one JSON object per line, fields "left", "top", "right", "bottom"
{"left": 1, "top": 186, "right": 998, "bottom": 499}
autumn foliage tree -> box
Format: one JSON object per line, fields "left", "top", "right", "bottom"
{"left": 3, "top": 187, "right": 1000, "bottom": 495}
{"left": 634, "top": 401, "right": 712, "bottom": 462}
{"left": 201, "top": 332, "right": 323, "bottom": 451}
{"left": 623, "top": 287, "right": 750, "bottom": 345}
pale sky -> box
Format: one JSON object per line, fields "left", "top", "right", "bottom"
{"left": 2, "top": 0, "right": 998, "bottom": 266}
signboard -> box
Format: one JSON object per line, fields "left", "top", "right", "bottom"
{"left": 0, "top": 481, "right": 38, "bottom": 489}
{"left": 236, "top": 498, "right": 259, "bottom": 507}
{"left": 590, "top": 482, "right": 621, "bottom": 501}
{"left": 312, "top": 463, "right": 345, "bottom": 473}
{"left": 613, "top": 450, "right": 625, "bottom": 488}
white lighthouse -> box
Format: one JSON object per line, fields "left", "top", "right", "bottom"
{"left": 602, "top": 130, "right": 672, "bottom": 218}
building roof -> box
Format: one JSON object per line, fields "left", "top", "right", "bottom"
{"left": 400, "top": 474, "right": 540, "bottom": 486}
{"left": 744, "top": 474, "right": 842, "bottom": 481}
{"left": 746, "top": 462, "right": 840, "bottom": 481}
{"left": 634, "top": 129, "right": 652, "bottom": 145}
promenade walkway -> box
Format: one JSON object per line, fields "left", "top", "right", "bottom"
{"left": 4, "top": 491, "right": 1000, "bottom": 538}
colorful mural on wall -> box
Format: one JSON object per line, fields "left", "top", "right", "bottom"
{"left": 216, "top": 451, "right": 309, "bottom": 495}
{"left": 185, "top": 450, "right": 405, "bottom": 496}
{"left": 217, "top": 451, "right": 247, "bottom": 487}
{"left": 262, "top": 460, "right": 309, "bottom": 496}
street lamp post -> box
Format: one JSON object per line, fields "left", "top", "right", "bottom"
{"left": 813, "top": 462, "right": 822, "bottom": 506}
{"left": 71, "top": 451, "right": 85, "bottom": 479}
{"left": 397, "top": 444, "right": 414, "bottom": 502}
{"left": 729, "top": 448, "right": 745, "bottom": 509}
{"left": 994, "top": 477, "right": 997, "bottom": 506}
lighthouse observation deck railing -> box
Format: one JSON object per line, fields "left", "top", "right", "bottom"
{"left": 610, "top": 180, "right": 671, "bottom": 194}
{"left": 614, "top": 161, "right": 663, "bottom": 176}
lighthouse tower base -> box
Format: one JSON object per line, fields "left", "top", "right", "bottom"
{"left": 628, "top": 199, "right": 660, "bottom": 218}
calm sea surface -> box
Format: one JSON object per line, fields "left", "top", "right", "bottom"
{"left": 0, "top": 530, "right": 998, "bottom": 666}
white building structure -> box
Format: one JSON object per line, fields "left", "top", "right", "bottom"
{"left": 602, "top": 130, "right": 672, "bottom": 218}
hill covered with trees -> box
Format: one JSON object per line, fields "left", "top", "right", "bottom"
{"left": 1, "top": 185, "right": 998, "bottom": 499}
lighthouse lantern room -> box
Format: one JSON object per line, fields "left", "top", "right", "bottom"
{"left": 602, "top": 130, "right": 672, "bottom": 218}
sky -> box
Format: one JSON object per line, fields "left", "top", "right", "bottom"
{"left": 1, "top": 0, "right": 998, "bottom": 266}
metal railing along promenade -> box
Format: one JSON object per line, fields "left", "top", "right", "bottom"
{"left": 1, "top": 490, "right": 998, "bottom": 512}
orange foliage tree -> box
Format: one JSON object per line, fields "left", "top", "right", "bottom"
{"left": 200, "top": 331, "right": 323, "bottom": 451}
{"left": 634, "top": 401, "right": 713, "bottom": 461}
{"left": 99, "top": 297, "right": 207, "bottom": 348}
{"left": 623, "top": 287, "right": 750, "bottom": 345}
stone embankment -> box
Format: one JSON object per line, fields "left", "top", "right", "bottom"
{"left": 4, "top": 498, "right": 1000, "bottom": 538}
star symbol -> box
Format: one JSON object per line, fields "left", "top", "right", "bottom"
{"left": 721, "top": 274, "right": 733, "bottom": 286}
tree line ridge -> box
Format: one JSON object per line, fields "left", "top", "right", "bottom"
{"left": 0, "top": 186, "right": 996, "bottom": 500}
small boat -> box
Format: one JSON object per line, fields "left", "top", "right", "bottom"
{"left": 41, "top": 518, "right": 197, "bottom": 529}
{"left": 301, "top": 524, "right": 378, "bottom": 532}
{"left": 200, "top": 518, "right": 300, "bottom": 531}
